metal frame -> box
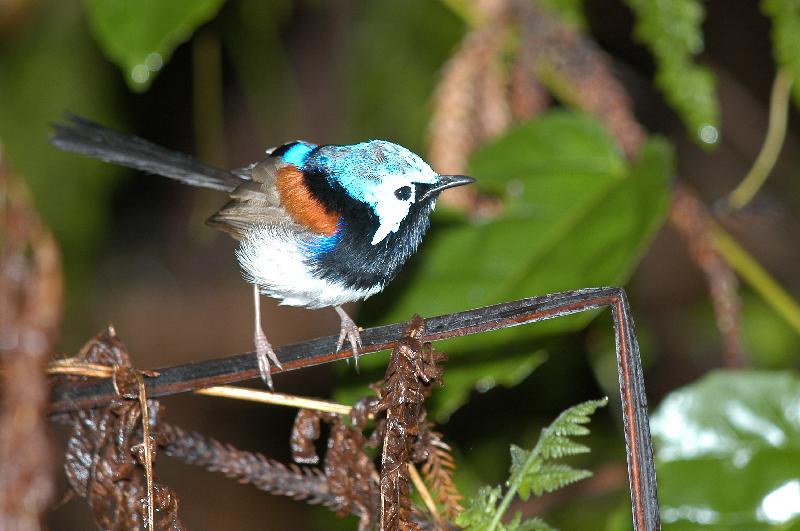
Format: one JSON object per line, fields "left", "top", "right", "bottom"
{"left": 49, "top": 287, "right": 660, "bottom": 530}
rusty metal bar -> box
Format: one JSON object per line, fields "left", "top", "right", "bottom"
{"left": 48, "top": 286, "right": 660, "bottom": 530}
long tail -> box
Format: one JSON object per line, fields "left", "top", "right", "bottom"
{"left": 50, "top": 115, "right": 242, "bottom": 192}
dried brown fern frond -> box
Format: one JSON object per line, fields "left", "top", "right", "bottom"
{"left": 161, "top": 422, "right": 335, "bottom": 507}
{"left": 420, "top": 428, "right": 463, "bottom": 519}
{"left": 375, "top": 316, "right": 452, "bottom": 530}
{"left": 325, "top": 419, "right": 381, "bottom": 530}
{"left": 61, "top": 329, "right": 183, "bottom": 530}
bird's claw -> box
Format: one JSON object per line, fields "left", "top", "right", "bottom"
{"left": 255, "top": 329, "right": 282, "bottom": 390}
{"left": 336, "top": 313, "right": 363, "bottom": 371}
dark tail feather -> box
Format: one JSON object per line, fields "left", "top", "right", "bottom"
{"left": 50, "top": 115, "right": 242, "bottom": 192}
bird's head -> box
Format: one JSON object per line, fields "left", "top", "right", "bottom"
{"left": 276, "top": 140, "right": 474, "bottom": 245}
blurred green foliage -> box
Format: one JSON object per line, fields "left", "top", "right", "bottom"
{"left": 538, "top": 0, "right": 586, "bottom": 28}
{"left": 624, "top": 0, "right": 720, "bottom": 146}
{"left": 340, "top": 0, "right": 463, "bottom": 149}
{"left": 0, "top": 0, "right": 119, "bottom": 296}
{"left": 650, "top": 371, "right": 800, "bottom": 529}
{"left": 222, "top": 0, "right": 299, "bottom": 142}
{"left": 85, "top": 0, "right": 225, "bottom": 91}
{"left": 762, "top": 0, "right": 800, "bottom": 105}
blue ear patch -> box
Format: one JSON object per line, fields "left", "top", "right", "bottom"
{"left": 280, "top": 142, "right": 314, "bottom": 167}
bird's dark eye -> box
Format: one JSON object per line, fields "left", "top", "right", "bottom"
{"left": 394, "top": 186, "right": 412, "bottom": 201}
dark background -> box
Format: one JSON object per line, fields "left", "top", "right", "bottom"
{"left": 1, "top": 0, "right": 799, "bottom": 529}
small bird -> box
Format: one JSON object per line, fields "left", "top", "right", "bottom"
{"left": 51, "top": 116, "right": 474, "bottom": 388}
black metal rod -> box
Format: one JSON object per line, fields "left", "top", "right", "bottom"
{"left": 48, "top": 286, "right": 659, "bottom": 530}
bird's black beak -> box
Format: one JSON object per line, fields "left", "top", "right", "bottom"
{"left": 420, "top": 174, "right": 476, "bottom": 201}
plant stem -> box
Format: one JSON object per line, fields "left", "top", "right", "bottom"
{"left": 710, "top": 223, "right": 800, "bottom": 335}
{"left": 487, "top": 436, "right": 545, "bottom": 531}
{"left": 726, "top": 70, "right": 793, "bottom": 209}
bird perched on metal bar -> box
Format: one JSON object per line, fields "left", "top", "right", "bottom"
{"left": 50, "top": 116, "right": 475, "bottom": 388}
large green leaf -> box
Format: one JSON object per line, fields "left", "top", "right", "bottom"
{"left": 345, "top": 111, "right": 671, "bottom": 418}
{"left": 371, "top": 111, "right": 671, "bottom": 348}
{"left": 84, "top": 0, "right": 226, "bottom": 90}
{"left": 651, "top": 370, "right": 800, "bottom": 529}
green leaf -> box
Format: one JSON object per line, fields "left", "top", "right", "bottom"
{"left": 85, "top": 0, "right": 226, "bottom": 91}
{"left": 762, "top": 0, "right": 800, "bottom": 106}
{"left": 365, "top": 111, "right": 671, "bottom": 417}
{"left": 624, "top": 0, "right": 720, "bottom": 146}
{"left": 651, "top": 370, "right": 800, "bottom": 529}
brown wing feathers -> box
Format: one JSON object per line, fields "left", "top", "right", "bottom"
{"left": 206, "top": 161, "right": 339, "bottom": 239}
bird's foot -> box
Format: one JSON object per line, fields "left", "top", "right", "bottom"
{"left": 335, "top": 306, "right": 363, "bottom": 371}
{"left": 255, "top": 328, "right": 282, "bottom": 390}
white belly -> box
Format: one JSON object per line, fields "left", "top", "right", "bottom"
{"left": 235, "top": 227, "right": 382, "bottom": 308}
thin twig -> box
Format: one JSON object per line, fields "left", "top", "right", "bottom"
{"left": 408, "top": 463, "right": 443, "bottom": 527}
{"left": 727, "top": 69, "right": 794, "bottom": 209}
{"left": 710, "top": 223, "right": 800, "bottom": 334}
{"left": 48, "top": 362, "right": 355, "bottom": 415}
{"left": 47, "top": 361, "right": 113, "bottom": 378}
{"left": 195, "top": 386, "right": 353, "bottom": 416}
{"left": 133, "top": 372, "right": 155, "bottom": 530}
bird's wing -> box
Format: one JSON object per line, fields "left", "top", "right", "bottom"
{"left": 206, "top": 157, "right": 298, "bottom": 240}
{"left": 206, "top": 198, "right": 295, "bottom": 240}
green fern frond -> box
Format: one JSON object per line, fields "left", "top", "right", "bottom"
{"left": 457, "top": 398, "right": 607, "bottom": 531}
{"left": 539, "top": 435, "right": 590, "bottom": 459}
{"left": 506, "top": 512, "right": 556, "bottom": 531}
{"left": 456, "top": 485, "right": 502, "bottom": 529}
{"left": 527, "top": 463, "right": 593, "bottom": 497}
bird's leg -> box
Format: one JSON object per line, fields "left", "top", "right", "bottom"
{"left": 253, "top": 284, "right": 282, "bottom": 389}
{"left": 334, "top": 305, "right": 363, "bottom": 370}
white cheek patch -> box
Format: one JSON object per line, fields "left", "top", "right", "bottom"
{"left": 369, "top": 186, "right": 415, "bottom": 245}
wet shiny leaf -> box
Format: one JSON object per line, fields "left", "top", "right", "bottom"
{"left": 651, "top": 370, "right": 800, "bottom": 529}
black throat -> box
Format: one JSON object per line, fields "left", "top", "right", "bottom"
{"left": 302, "top": 167, "right": 435, "bottom": 291}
